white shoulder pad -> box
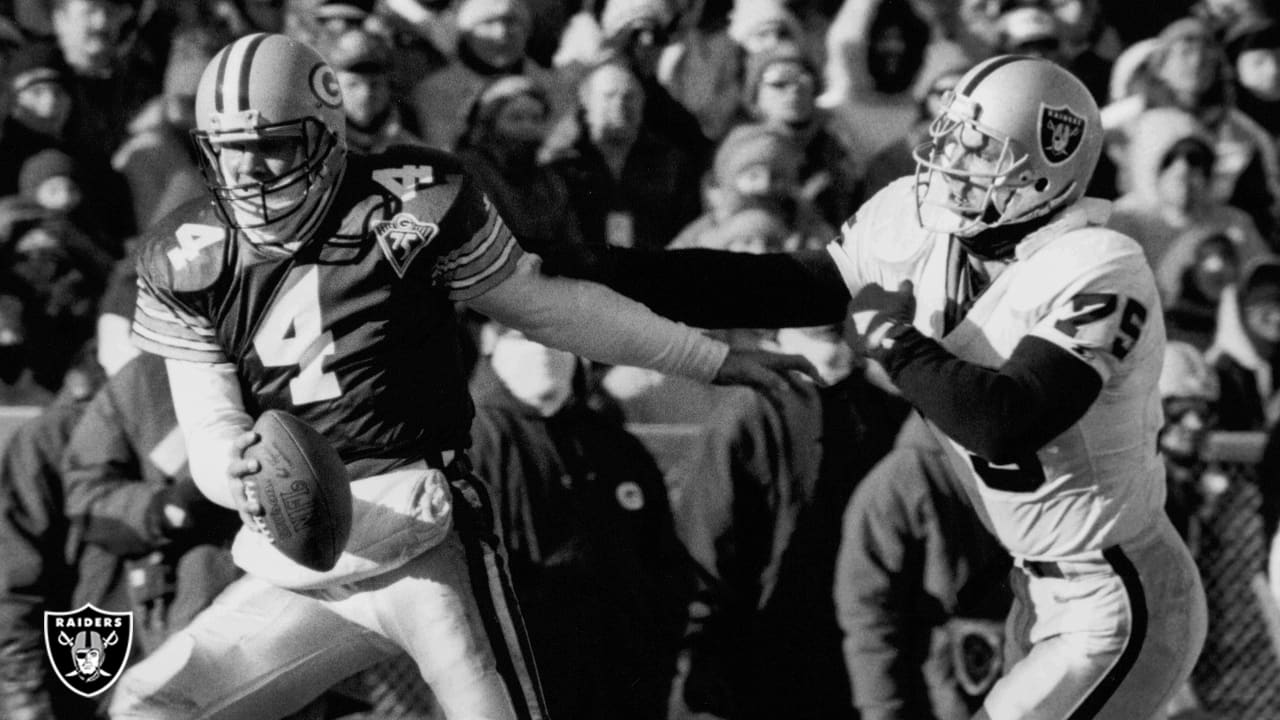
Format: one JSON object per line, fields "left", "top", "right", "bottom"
{"left": 828, "top": 177, "right": 934, "bottom": 288}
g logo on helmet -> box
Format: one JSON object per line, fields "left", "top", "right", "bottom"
{"left": 309, "top": 64, "right": 343, "bottom": 109}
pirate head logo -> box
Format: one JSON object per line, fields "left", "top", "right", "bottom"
{"left": 373, "top": 212, "right": 438, "bottom": 278}
{"left": 1039, "top": 103, "right": 1086, "bottom": 165}
{"left": 44, "top": 604, "right": 133, "bottom": 697}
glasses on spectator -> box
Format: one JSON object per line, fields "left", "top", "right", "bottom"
{"left": 762, "top": 73, "right": 816, "bottom": 93}
{"left": 1163, "top": 398, "right": 1217, "bottom": 426}
{"left": 1162, "top": 143, "right": 1214, "bottom": 171}
{"left": 625, "top": 24, "right": 668, "bottom": 48}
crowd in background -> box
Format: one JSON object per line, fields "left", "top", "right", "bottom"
{"left": 1, "top": 0, "right": 1280, "bottom": 718}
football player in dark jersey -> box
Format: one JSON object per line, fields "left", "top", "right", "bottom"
{"left": 112, "top": 33, "right": 815, "bottom": 720}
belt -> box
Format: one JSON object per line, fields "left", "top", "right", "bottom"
{"left": 1015, "top": 554, "right": 1113, "bottom": 581}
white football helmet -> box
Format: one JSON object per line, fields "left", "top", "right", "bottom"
{"left": 193, "top": 33, "right": 347, "bottom": 238}
{"left": 912, "top": 55, "right": 1102, "bottom": 247}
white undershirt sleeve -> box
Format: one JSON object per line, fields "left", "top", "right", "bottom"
{"left": 164, "top": 358, "right": 255, "bottom": 510}
{"left": 467, "top": 252, "right": 729, "bottom": 382}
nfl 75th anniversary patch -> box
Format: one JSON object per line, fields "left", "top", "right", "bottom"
{"left": 44, "top": 604, "right": 134, "bottom": 698}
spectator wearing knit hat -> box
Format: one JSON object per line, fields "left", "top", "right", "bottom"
{"left": 457, "top": 75, "right": 582, "bottom": 255}
{"left": 112, "top": 26, "right": 225, "bottom": 231}
{"left": 596, "top": 0, "right": 712, "bottom": 161}
{"left": 49, "top": 0, "right": 161, "bottom": 161}
{"left": 1227, "top": 20, "right": 1280, "bottom": 140}
{"left": 544, "top": 59, "right": 701, "bottom": 250}
{"left": 740, "top": 42, "right": 860, "bottom": 230}
{"left": 321, "top": 28, "right": 424, "bottom": 154}
{"left": 408, "top": 0, "right": 564, "bottom": 150}
{"left": 17, "top": 148, "right": 116, "bottom": 272}
{"left": 0, "top": 42, "right": 73, "bottom": 197}
{"left": 1, "top": 216, "right": 106, "bottom": 391}
{"left": 1109, "top": 107, "right": 1268, "bottom": 296}
{"left": 1207, "top": 256, "right": 1280, "bottom": 431}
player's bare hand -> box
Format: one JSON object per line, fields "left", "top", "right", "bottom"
{"left": 713, "top": 346, "right": 822, "bottom": 395}
{"left": 228, "top": 430, "right": 265, "bottom": 530}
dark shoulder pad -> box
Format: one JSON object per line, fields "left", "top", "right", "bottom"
{"left": 136, "top": 199, "right": 231, "bottom": 294}
{"left": 362, "top": 145, "right": 467, "bottom": 214}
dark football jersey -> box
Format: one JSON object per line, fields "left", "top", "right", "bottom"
{"left": 131, "top": 146, "right": 523, "bottom": 478}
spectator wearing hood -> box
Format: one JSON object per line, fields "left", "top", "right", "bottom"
{"left": 408, "top": 0, "right": 563, "bottom": 150}
{"left": 1161, "top": 230, "right": 1242, "bottom": 351}
{"left": 457, "top": 74, "right": 582, "bottom": 255}
{"left": 668, "top": 122, "right": 831, "bottom": 254}
{"left": 322, "top": 27, "right": 424, "bottom": 154}
{"left": 819, "top": 0, "right": 939, "bottom": 174}
{"left": 112, "top": 26, "right": 222, "bottom": 231}
{"left": 1109, "top": 107, "right": 1267, "bottom": 290}
{"left": 1102, "top": 17, "right": 1280, "bottom": 243}
{"left": 1227, "top": 20, "right": 1280, "bottom": 141}
{"left": 544, "top": 58, "right": 701, "bottom": 250}
{"left": 1206, "top": 256, "right": 1280, "bottom": 430}
{"left": 739, "top": 42, "right": 860, "bottom": 230}
{"left": 658, "top": 0, "right": 811, "bottom": 143}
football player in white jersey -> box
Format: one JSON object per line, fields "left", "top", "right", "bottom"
{"left": 545, "top": 54, "right": 1208, "bottom": 720}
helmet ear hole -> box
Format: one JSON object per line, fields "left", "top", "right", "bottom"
{"left": 1034, "top": 177, "right": 1049, "bottom": 192}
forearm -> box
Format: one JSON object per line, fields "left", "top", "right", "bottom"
{"left": 469, "top": 253, "right": 728, "bottom": 381}
{"left": 539, "top": 246, "right": 850, "bottom": 329}
{"left": 164, "top": 359, "right": 253, "bottom": 509}
{"left": 879, "top": 333, "right": 1102, "bottom": 463}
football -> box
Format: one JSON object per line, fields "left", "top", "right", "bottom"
{"left": 244, "top": 410, "right": 353, "bottom": 571}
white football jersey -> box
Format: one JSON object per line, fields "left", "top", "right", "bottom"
{"left": 829, "top": 177, "right": 1167, "bottom": 559}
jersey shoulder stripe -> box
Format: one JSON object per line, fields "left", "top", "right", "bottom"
{"left": 131, "top": 199, "right": 231, "bottom": 364}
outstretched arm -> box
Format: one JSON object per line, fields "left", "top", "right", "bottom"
{"left": 539, "top": 245, "right": 852, "bottom": 329}
{"left": 468, "top": 253, "right": 821, "bottom": 393}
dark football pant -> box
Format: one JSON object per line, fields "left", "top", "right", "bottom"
{"left": 109, "top": 471, "right": 547, "bottom": 720}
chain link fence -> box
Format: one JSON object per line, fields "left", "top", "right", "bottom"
{"left": 1186, "top": 451, "right": 1280, "bottom": 719}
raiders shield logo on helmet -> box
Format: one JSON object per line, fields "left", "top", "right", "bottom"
{"left": 374, "top": 212, "right": 438, "bottom": 278}
{"left": 44, "top": 604, "right": 133, "bottom": 698}
{"left": 1039, "top": 103, "right": 1085, "bottom": 165}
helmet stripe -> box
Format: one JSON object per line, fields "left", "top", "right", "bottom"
{"left": 235, "top": 33, "right": 269, "bottom": 112}
{"left": 957, "top": 54, "right": 1028, "bottom": 97}
{"left": 212, "top": 40, "right": 232, "bottom": 113}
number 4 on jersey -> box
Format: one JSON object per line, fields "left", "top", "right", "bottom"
{"left": 253, "top": 266, "right": 341, "bottom": 405}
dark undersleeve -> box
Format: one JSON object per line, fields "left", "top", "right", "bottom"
{"left": 539, "top": 246, "right": 851, "bottom": 328}
{"left": 880, "top": 330, "right": 1103, "bottom": 462}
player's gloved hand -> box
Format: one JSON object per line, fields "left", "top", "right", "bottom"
{"left": 227, "top": 431, "right": 269, "bottom": 537}
{"left": 713, "top": 346, "right": 823, "bottom": 395}
{"left": 850, "top": 280, "right": 916, "bottom": 363}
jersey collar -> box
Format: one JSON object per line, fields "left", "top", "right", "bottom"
{"left": 1013, "top": 198, "right": 1112, "bottom": 262}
